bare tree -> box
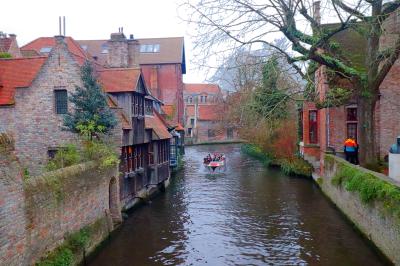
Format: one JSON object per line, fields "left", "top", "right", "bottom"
{"left": 180, "top": 0, "right": 400, "bottom": 164}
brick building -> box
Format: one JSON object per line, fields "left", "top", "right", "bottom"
{"left": 300, "top": 9, "right": 400, "bottom": 170}
{"left": 0, "top": 36, "right": 85, "bottom": 175}
{"left": 0, "top": 32, "right": 22, "bottom": 58}
{"left": 184, "top": 83, "right": 237, "bottom": 144}
{"left": 77, "top": 35, "right": 186, "bottom": 125}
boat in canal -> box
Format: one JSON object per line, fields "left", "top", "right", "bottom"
{"left": 203, "top": 153, "right": 226, "bottom": 171}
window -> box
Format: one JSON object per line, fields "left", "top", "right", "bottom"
{"left": 148, "top": 144, "right": 154, "bottom": 165}
{"left": 140, "top": 44, "right": 160, "bottom": 53}
{"left": 48, "top": 149, "right": 58, "bottom": 159}
{"left": 187, "top": 96, "right": 193, "bottom": 104}
{"left": 145, "top": 99, "right": 153, "bottom": 115}
{"left": 309, "top": 110, "right": 318, "bottom": 144}
{"left": 101, "top": 44, "right": 108, "bottom": 54}
{"left": 80, "top": 45, "right": 88, "bottom": 51}
{"left": 346, "top": 107, "right": 358, "bottom": 140}
{"left": 208, "top": 129, "right": 215, "bottom": 138}
{"left": 54, "top": 89, "right": 68, "bottom": 114}
{"left": 227, "top": 128, "right": 233, "bottom": 139}
{"left": 190, "top": 118, "right": 195, "bottom": 127}
{"left": 188, "top": 128, "right": 192, "bottom": 136}
{"left": 347, "top": 123, "right": 358, "bottom": 140}
{"left": 347, "top": 107, "right": 357, "bottom": 121}
{"left": 40, "top": 47, "right": 52, "bottom": 53}
{"left": 132, "top": 94, "right": 144, "bottom": 116}
{"left": 298, "top": 110, "right": 303, "bottom": 141}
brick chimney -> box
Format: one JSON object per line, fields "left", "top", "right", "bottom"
{"left": 150, "top": 66, "right": 160, "bottom": 98}
{"left": 107, "top": 29, "right": 129, "bottom": 68}
{"left": 127, "top": 37, "right": 140, "bottom": 68}
{"left": 313, "top": 1, "right": 321, "bottom": 25}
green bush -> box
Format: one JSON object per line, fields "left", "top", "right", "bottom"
{"left": 241, "top": 144, "right": 273, "bottom": 166}
{"left": 45, "top": 144, "right": 81, "bottom": 171}
{"left": 278, "top": 158, "right": 313, "bottom": 177}
{"left": 82, "top": 140, "right": 119, "bottom": 169}
{"left": 0, "top": 52, "right": 12, "bottom": 58}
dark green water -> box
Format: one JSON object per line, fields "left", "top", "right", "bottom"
{"left": 89, "top": 144, "right": 388, "bottom": 265}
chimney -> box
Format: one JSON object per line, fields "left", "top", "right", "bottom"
{"left": 150, "top": 67, "right": 159, "bottom": 97}
{"left": 55, "top": 35, "right": 65, "bottom": 44}
{"left": 313, "top": 1, "right": 321, "bottom": 25}
{"left": 8, "top": 34, "right": 16, "bottom": 40}
{"left": 127, "top": 38, "right": 140, "bottom": 68}
{"left": 107, "top": 31, "right": 129, "bottom": 68}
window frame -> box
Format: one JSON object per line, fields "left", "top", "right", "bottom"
{"left": 54, "top": 89, "right": 68, "bottom": 114}
{"left": 309, "top": 110, "right": 318, "bottom": 144}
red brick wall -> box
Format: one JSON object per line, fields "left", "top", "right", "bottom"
{"left": 141, "top": 64, "right": 184, "bottom": 124}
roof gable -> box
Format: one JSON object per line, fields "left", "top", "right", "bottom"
{"left": 0, "top": 57, "right": 47, "bottom": 105}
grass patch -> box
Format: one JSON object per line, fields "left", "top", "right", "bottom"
{"left": 36, "top": 218, "right": 106, "bottom": 266}
{"left": 329, "top": 156, "right": 400, "bottom": 218}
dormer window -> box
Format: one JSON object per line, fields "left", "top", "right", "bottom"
{"left": 187, "top": 96, "right": 193, "bottom": 104}
{"left": 200, "top": 95, "right": 207, "bottom": 103}
{"left": 40, "top": 47, "right": 52, "bottom": 53}
{"left": 80, "top": 45, "right": 88, "bottom": 51}
{"left": 101, "top": 44, "right": 108, "bottom": 54}
{"left": 140, "top": 44, "right": 160, "bottom": 53}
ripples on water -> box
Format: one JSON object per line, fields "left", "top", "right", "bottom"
{"left": 89, "top": 144, "right": 388, "bottom": 266}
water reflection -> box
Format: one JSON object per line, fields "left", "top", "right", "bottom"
{"left": 89, "top": 144, "right": 388, "bottom": 266}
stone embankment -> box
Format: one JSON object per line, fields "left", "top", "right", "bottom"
{"left": 315, "top": 154, "right": 400, "bottom": 264}
{"left": 0, "top": 151, "right": 121, "bottom": 265}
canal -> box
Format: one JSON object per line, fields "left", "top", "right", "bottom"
{"left": 89, "top": 144, "right": 388, "bottom": 265}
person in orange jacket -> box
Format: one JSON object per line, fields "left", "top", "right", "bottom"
{"left": 344, "top": 137, "right": 359, "bottom": 164}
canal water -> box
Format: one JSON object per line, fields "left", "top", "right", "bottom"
{"left": 89, "top": 144, "right": 388, "bottom": 266}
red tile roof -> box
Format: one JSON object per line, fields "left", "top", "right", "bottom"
{"left": 0, "top": 57, "right": 47, "bottom": 105}
{"left": 184, "top": 83, "right": 221, "bottom": 95}
{"left": 175, "top": 123, "right": 184, "bottom": 131}
{"left": 145, "top": 111, "right": 171, "bottom": 139}
{"left": 22, "top": 37, "right": 88, "bottom": 58}
{"left": 98, "top": 68, "right": 141, "bottom": 93}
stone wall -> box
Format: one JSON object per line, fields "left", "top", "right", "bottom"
{"left": 0, "top": 153, "right": 121, "bottom": 265}
{"left": 318, "top": 154, "right": 400, "bottom": 264}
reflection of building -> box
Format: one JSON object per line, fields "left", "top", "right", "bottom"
{"left": 184, "top": 83, "right": 237, "bottom": 144}
{"left": 300, "top": 10, "right": 400, "bottom": 172}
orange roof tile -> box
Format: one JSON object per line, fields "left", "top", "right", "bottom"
{"left": 22, "top": 37, "right": 88, "bottom": 58}
{"left": 145, "top": 111, "right": 171, "bottom": 140}
{"left": 98, "top": 68, "right": 141, "bottom": 93}
{"left": 175, "top": 123, "right": 184, "bottom": 131}
{"left": 184, "top": 83, "right": 221, "bottom": 95}
{"left": 0, "top": 57, "right": 47, "bottom": 105}
{"left": 161, "top": 104, "right": 175, "bottom": 117}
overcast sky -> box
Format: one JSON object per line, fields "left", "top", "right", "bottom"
{"left": 0, "top": 0, "right": 205, "bottom": 83}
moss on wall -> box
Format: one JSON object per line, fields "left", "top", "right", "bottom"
{"left": 326, "top": 154, "right": 400, "bottom": 220}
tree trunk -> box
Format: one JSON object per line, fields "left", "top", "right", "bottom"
{"left": 358, "top": 95, "right": 378, "bottom": 165}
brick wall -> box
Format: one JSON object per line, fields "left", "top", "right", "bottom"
{"left": 0, "top": 153, "right": 120, "bottom": 265}
{"left": 1, "top": 37, "right": 82, "bottom": 176}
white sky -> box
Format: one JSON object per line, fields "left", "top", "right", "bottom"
{"left": 0, "top": 0, "right": 205, "bottom": 83}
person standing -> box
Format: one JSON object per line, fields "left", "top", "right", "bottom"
{"left": 344, "top": 137, "right": 358, "bottom": 164}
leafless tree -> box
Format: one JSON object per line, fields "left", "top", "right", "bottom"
{"left": 180, "top": 0, "right": 400, "bottom": 164}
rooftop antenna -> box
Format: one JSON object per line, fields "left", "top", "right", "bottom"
{"left": 63, "top": 16, "right": 66, "bottom": 36}
{"left": 59, "top": 16, "right": 62, "bottom": 35}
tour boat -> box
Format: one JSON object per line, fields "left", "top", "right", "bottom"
{"left": 204, "top": 154, "right": 226, "bottom": 171}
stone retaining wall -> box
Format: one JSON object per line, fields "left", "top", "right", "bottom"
{"left": 0, "top": 153, "right": 121, "bottom": 265}
{"left": 317, "top": 154, "right": 400, "bottom": 264}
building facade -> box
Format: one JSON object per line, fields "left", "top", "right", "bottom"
{"left": 184, "top": 83, "right": 237, "bottom": 144}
